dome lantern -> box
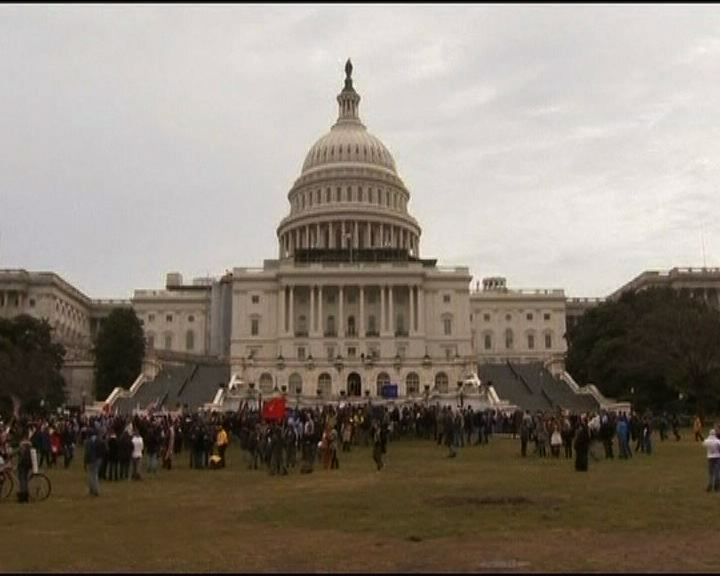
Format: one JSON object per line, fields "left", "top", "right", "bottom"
{"left": 336, "top": 58, "right": 361, "bottom": 126}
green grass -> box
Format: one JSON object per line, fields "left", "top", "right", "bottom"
{"left": 1, "top": 431, "right": 719, "bottom": 572}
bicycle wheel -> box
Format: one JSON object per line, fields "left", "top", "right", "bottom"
{"left": 28, "top": 473, "right": 51, "bottom": 502}
{"left": 0, "top": 472, "right": 14, "bottom": 500}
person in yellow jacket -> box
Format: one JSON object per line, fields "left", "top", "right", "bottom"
{"left": 216, "top": 425, "right": 229, "bottom": 468}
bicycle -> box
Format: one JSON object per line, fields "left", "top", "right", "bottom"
{"left": 0, "top": 457, "right": 52, "bottom": 502}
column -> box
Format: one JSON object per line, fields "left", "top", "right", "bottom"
{"left": 390, "top": 225, "right": 395, "bottom": 248}
{"left": 353, "top": 221, "right": 359, "bottom": 249}
{"left": 418, "top": 287, "right": 425, "bottom": 334}
{"left": 329, "top": 222, "right": 334, "bottom": 248}
{"left": 409, "top": 285, "right": 415, "bottom": 334}
{"left": 305, "top": 226, "right": 310, "bottom": 249}
{"left": 317, "top": 223, "right": 321, "bottom": 248}
{"left": 280, "top": 286, "right": 286, "bottom": 334}
{"left": 318, "top": 286, "right": 324, "bottom": 336}
{"left": 310, "top": 286, "right": 316, "bottom": 334}
{"left": 380, "top": 285, "right": 386, "bottom": 333}
{"left": 289, "top": 285, "right": 295, "bottom": 336}
{"left": 338, "top": 286, "right": 344, "bottom": 337}
{"left": 388, "top": 285, "right": 394, "bottom": 335}
{"left": 359, "top": 286, "right": 365, "bottom": 337}
{"left": 365, "top": 222, "right": 371, "bottom": 248}
{"left": 341, "top": 221, "right": 346, "bottom": 248}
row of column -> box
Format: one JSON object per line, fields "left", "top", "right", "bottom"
{"left": 280, "top": 220, "right": 419, "bottom": 257}
{"left": 278, "top": 284, "right": 425, "bottom": 337}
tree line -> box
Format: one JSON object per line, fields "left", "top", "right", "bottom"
{"left": 566, "top": 287, "right": 720, "bottom": 418}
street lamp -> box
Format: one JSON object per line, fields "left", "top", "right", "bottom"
{"left": 345, "top": 233, "right": 353, "bottom": 263}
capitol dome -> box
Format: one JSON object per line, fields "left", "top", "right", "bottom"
{"left": 277, "top": 60, "right": 421, "bottom": 260}
{"left": 301, "top": 122, "right": 397, "bottom": 175}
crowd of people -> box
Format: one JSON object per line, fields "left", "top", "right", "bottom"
{"left": 0, "top": 402, "right": 716, "bottom": 501}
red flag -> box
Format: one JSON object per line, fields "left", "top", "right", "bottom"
{"left": 262, "top": 397, "right": 286, "bottom": 422}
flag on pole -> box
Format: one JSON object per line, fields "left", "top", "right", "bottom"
{"left": 262, "top": 397, "right": 286, "bottom": 422}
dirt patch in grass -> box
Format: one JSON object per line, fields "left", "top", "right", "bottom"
{"left": 430, "top": 495, "right": 563, "bottom": 508}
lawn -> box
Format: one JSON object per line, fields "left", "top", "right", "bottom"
{"left": 1, "top": 431, "right": 718, "bottom": 573}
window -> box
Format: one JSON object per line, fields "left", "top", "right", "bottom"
{"left": 443, "top": 318, "right": 452, "bottom": 335}
{"left": 326, "top": 315, "right": 336, "bottom": 336}
{"left": 545, "top": 333, "right": 552, "bottom": 349}
{"left": 376, "top": 372, "right": 390, "bottom": 396}
{"left": 483, "top": 313, "right": 491, "bottom": 322}
{"left": 318, "top": 373, "right": 332, "bottom": 396}
{"left": 484, "top": 333, "right": 492, "bottom": 350}
{"left": 251, "top": 318, "right": 259, "bottom": 336}
{"left": 166, "top": 314, "right": 173, "bottom": 323}
{"left": 505, "top": 314, "right": 512, "bottom": 322}
{"left": 297, "top": 346, "right": 306, "bottom": 360}
{"left": 186, "top": 330, "right": 195, "bottom": 351}
{"left": 164, "top": 333, "right": 173, "bottom": 350}
{"left": 327, "top": 346, "right": 335, "bottom": 359}
{"left": 396, "top": 315, "right": 406, "bottom": 335}
{"left": 347, "top": 316, "right": 356, "bottom": 336}
{"left": 443, "top": 294, "right": 451, "bottom": 304}
{"left": 435, "top": 372, "right": 449, "bottom": 393}
{"left": 188, "top": 315, "right": 195, "bottom": 323}
{"left": 260, "top": 373, "right": 274, "bottom": 393}
{"left": 368, "top": 346, "right": 380, "bottom": 359}
{"left": 347, "top": 347, "right": 356, "bottom": 358}
{"left": 526, "top": 313, "right": 533, "bottom": 321}
{"left": 148, "top": 314, "right": 155, "bottom": 323}
{"left": 505, "top": 329, "right": 514, "bottom": 350}
{"left": 406, "top": 372, "right": 420, "bottom": 395}
{"left": 252, "top": 295, "right": 260, "bottom": 304}
{"left": 527, "top": 334, "right": 535, "bottom": 350}
{"left": 29, "top": 299, "right": 36, "bottom": 308}
{"left": 147, "top": 334, "right": 155, "bottom": 349}
{"left": 396, "top": 346, "right": 406, "bottom": 359}
{"left": 544, "top": 313, "right": 551, "bottom": 321}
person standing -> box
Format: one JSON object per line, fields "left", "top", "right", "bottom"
{"left": 131, "top": 428, "right": 144, "bottom": 481}
{"left": 694, "top": 415, "right": 704, "bottom": 442}
{"left": 83, "top": 430, "right": 103, "bottom": 496}
{"left": 216, "top": 424, "right": 229, "bottom": 469}
{"left": 16, "top": 431, "right": 33, "bottom": 503}
{"left": 574, "top": 418, "right": 591, "bottom": 472}
{"left": 702, "top": 428, "right": 720, "bottom": 492}
{"left": 118, "top": 429, "right": 133, "bottom": 480}
{"left": 371, "top": 421, "right": 386, "bottom": 471}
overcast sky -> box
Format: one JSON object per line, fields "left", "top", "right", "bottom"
{"left": 1, "top": 4, "right": 719, "bottom": 299}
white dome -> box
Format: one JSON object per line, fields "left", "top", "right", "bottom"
{"left": 301, "top": 123, "right": 397, "bottom": 175}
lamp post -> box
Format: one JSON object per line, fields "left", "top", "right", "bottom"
{"left": 345, "top": 232, "right": 353, "bottom": 263}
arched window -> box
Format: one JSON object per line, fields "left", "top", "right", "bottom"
{"left": 376, "top": 372, "right": 391, "bottom": 396}
{"left": 289, "top": 372, "right": 303, "bottom": 394}
{"left": 318, "top": 372, "right": 332, "bottom": 397}
{"left": 435, "top": 372, "right": 449, "bottom": 393}
{"left": 185, "top": 330, "right": 195, "bottom": 351}
{"left": 505, "top": 329, "right": 514, "bottom": 350}
{"left": 259, "top": 372, "right": 274, "bottom": 393}
{"left": 406, "top": 372, "right": 420, "bottom": 395}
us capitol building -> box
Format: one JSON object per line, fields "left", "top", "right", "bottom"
{"left": 3, "top": 61, "right": 716, "bottom": 413}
